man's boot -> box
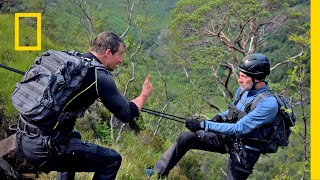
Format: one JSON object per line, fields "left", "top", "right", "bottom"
{"left": 154, "top": 141, "right": 186, "bottom": 178}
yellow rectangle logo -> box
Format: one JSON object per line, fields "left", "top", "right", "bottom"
{"left": 15, "top": 13, "right": 41, "bottom": 51}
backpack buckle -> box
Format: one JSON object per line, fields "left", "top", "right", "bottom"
{"left": 58, "top": 112, "right": 69, "bottom": 122}
{"left": 41, "top": 99, "right": 52, "bottom": 108}
{"left": 58, "top": 112, "right": 74, "bottom": 122}
{"left": 56, "top": 74, "right": 65, "bottom": 85}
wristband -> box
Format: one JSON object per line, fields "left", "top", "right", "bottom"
{"left": 200, "top": 121, "right": 205, "bottom": 129}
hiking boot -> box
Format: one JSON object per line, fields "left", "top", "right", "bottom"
{"left": 144, "top": 168, "right": 154, "bottom": 176}
{"left": 144, "top": 168, "right": 169, "bottom": 179}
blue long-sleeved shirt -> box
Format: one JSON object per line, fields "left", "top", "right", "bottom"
{"left": 204, "top": 86, "right": 278, "bottom": 137}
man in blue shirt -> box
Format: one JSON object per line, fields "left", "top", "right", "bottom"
{"left": 149, "top": 53, "right": 278, "bottom": 179}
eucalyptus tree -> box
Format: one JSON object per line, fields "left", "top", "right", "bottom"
{"left": 164, "top": 0, "right": 310, "bottom": 179}
{"left": 168, "top": 0, "right": 295, "bottom": 106}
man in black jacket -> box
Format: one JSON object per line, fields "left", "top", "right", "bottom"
{"left": 16, "top": 31, "right": 153, "bottom": 180}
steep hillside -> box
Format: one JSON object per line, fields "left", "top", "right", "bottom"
{"left": 0, "top": 14, "right": 61, "bottom": 138}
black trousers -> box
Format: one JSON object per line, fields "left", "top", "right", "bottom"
{"left": 154, "top": 130, "right": 261, "bottom": 180}
{"left": 16, "top": 131, "right": 122, "bottom": 180}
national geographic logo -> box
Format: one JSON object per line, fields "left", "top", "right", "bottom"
{"left": 14, "top": 13, "right": 41, "bottom": 51}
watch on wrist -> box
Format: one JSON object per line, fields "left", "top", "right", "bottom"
{"left": 200, "top": 121, "right": 205, "bottom": 129}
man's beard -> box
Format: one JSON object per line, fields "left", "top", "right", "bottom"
{"left": 240, "top": 81, "right": 253, "bottom": 91}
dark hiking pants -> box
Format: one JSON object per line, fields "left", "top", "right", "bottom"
{"left": 17, "top": 132, "right": 122, "bottom": 180}
{"left": 154, "top": 130, "right": 261, "bottom": 180}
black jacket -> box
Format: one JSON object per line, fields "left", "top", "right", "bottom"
{"left": 59, "top": 52, "right": 139, "bottom": 133}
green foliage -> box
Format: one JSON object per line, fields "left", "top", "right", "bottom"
{"left": 179, "top": 150, "right": 204, "bottom": 179}
{"left": 109, "top": 131, "right": 175, "bottom": 179}
{"left": 0, "top": 14, "right": 61, "bottom": 117}
{"left": 0, "top": 14, "right": 61, "bottom": 139}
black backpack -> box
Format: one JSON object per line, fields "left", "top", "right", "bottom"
{"left": 250, "top": 90, "right": 296, "bottom": 153}
{"left": 11, "top": 50, "right": 104, "bottom": 128}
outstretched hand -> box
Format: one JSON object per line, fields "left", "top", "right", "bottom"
{"left": 141, "top": 75, "right": 153, "bottom": 98}
{"left": 131, "top": 76, "right": 154, "bottom": 111}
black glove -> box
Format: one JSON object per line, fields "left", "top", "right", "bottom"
{"left": 185, "top": 118, "right": 204, "bottom": 132}
{"left": 209, "top": 114, "right": 224, "bottom": 123}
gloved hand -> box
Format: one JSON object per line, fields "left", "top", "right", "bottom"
{"left": 185, "top": 118, "right": 203, "bottom": 132}
{"left": 209, "top": 114, "right": 224, "bottom": 123}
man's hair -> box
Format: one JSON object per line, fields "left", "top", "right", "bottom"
{"left": 91, "top": 31, "right": 124, "bottom": 55}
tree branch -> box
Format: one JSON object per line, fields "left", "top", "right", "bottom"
{"left": 183, "top": 66, "right": 221, "bottom": 112}
{"left": 69, "top": 0, "right": 95, "bottom": 42}
{"left": 211, "top": 65, "right": 233, "bottom": 99}
{"left": 153, "top": 102, "right": 171, "bottom": 136}
{"left": 123, "top": 61, "right": 135, "bottom": 97}
{"left": 270, "top": 51, "right": 303, "bottom": 71}
{"left": 121, "top": 0, "right": 136, "bottom": 38}
{"left": 116, "top": 123, "right": 126, "bottom": 143}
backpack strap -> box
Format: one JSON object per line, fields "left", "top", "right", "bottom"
{"left": 54, "top": 54, "right": 105, "bottom": 129}
{"left": 250, "top": 90, "right": 274, "bottom": 110}
{"left": 233, "top": 90, "right": 245, "bottom": 105}
{"left": 233, "top": 91, "right": 253, "bottom": 113}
